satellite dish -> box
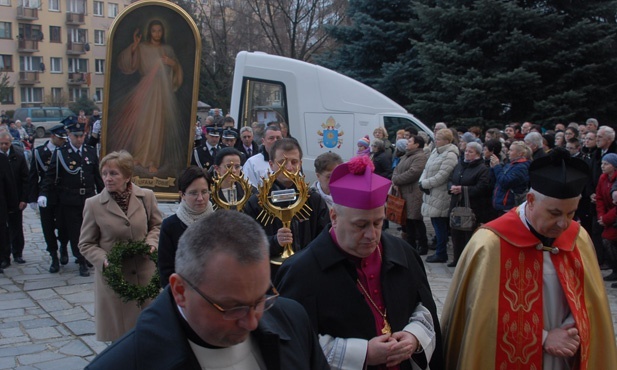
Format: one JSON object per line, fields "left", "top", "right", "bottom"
{"left": 84, "top": 43, "right": 90, "bottom": 51}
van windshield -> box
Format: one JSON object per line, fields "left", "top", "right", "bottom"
{"left": 239, "top": 78, "right": 288, "bottom": 132}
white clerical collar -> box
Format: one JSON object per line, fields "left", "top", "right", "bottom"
{"left": 46, "top": 141, "right": 57, "bottom": 151}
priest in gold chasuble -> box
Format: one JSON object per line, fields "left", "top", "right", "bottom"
{"left": 441, "top": 148, "right": 617, "bottom": 370}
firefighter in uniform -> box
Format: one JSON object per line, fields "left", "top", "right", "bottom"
{"left": 39, "top": 117, "right": 103, "bottom": 277}
{"left": 27, "top": 124, "right": 70, "bottom": 273}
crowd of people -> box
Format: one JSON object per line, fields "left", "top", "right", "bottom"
{"left": 1, "top": 111, "right": 617, "bottom": 369}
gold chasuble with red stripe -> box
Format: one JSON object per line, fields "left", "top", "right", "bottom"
{"left": 492, "top": 210, "right": 588, "bottom": 369}
{"left": 441, "top": 208, "right": 617, "bottom": 370}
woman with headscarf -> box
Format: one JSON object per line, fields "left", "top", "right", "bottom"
{"left": 157, "top": 166, "right": 214, "bottom": 287}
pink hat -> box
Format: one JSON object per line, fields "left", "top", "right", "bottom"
{"left": 329, "top": 156, "right": 391, "bottom": 210}
{"left": 357, "top": 135, "right": 370, "bottom": 147}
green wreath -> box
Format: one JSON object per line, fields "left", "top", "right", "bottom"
{"left": 103, "top": 240, "right": 161, "bottom": 307}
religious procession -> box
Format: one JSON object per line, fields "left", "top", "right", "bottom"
{"left": 2, "top": 0, "right": 617, "bottom": 369}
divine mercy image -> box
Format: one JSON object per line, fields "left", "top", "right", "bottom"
{"left": 104, "top": 2, "right": 199, "bottom": 195}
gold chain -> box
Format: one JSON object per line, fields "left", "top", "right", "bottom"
{"left": 356, "top": 278, "right": 391, "bottom": 334}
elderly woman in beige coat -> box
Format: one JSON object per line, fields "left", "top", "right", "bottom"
{"left": 392, "top": 135, "right": 429, "bottom": 255}
{"left": 79, "top": 151, "right": 162, "bottom": 342}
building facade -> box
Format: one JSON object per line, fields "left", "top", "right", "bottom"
{"left": 0, "top": 0, "right": 131, "bottom": 111}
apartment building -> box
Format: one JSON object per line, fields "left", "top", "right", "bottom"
{"left": 0, "top": 0, "right": 131, "bottom": 111}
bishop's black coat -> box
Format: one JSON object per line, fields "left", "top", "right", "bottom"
{"left": 275, "top": 227, "right": 445, "bottom": 370}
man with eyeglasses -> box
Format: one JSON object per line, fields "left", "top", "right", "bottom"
{"left": 87, "top": 210, "right": 328, "bottom": 369}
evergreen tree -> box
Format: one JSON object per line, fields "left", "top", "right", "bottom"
{"left": 320, "top": 0, "right": 617, "bottom": 128}
{"left": 317, "top": 0, "right": 417, "bottom": 104}
{"left": 406, "top": 0, "right": 617, "bottom": 127}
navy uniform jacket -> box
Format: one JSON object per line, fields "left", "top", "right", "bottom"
{"left": 86, "top": 287, "right": 329, "bottom": 370}
{"left": 0, "top": 154, "right": 18, "bottom": 223}
{"left": 275, "top": 228, "right": 445, "bottom": 370}
{"left": 191, "top": 143, "right": 225, "bottom": 171}
{"left": 27, "top": 141, "right": 59, "bottom": 205}
{"left": 41, "top": 143, "right": 103, "bottom": 207}
{"left": 6, "top": 145, "right": 29, "bottom": 204}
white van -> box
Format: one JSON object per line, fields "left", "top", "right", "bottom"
{"left": 229, "top": 51, "right": 434, "bottom": 182}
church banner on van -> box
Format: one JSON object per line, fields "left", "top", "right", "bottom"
{"left": 101, "top": 0, "right": 201, "bottom": 200}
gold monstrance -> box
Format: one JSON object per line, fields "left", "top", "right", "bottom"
{"left": 257, "top": 157, "right": 312, "bottom": 265}
{"left": 209, "top": 162, "right": 252, "bottom": 211}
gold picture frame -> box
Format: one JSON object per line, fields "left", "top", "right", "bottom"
{"left": 101, "top": 0, "right": 201, "bottom": 200}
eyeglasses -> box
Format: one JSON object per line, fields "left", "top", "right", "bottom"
{"left": 178, "top": 274, "right": 279, "bottom": 320}
{"left": 184, "top": 189, "right": 210, "bottom": 198}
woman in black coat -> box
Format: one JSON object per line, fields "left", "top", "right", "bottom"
{"left": 370, "top": 138, "right": 392, "bottom": 179}
{"left": 447, "top": 141, "right": 491, "bottom": 267}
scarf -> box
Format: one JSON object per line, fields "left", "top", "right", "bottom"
{"left": 109, "top": 183, "right": 132, "bottom": 214}
{"left": 356, "top": 147, "right": 370, "bottom": 156}
{"left": 176, "top": 199, "right": 214, "bottom": 226}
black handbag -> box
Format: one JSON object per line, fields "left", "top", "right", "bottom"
{"left": 450, "top": 187, "right": 476, "bottom": 231}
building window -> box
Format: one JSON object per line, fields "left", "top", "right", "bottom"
{"left": 1, "top": 88, "right": 14, "bottom": 105}
{"left": 67, "top": 0, "right": 85, "bottom": 13}
{"left": 20, "top": 0, "right": 40, "bottom": 8}
{"left": 50, "top": 57, "right": 61, "bottom": 73}
{"left": 0, "top": 22, "right": 11, "bottom": 39}
{"left": 21, "top": 87, "right": 43, "bottom": 103}
{"left": 50, "top": 87, "right": 63, "bottom": 101}
{"left": 19, "top": 56, "right": 43, "bottom": 71}
{"left": 94, "top": 30, "right": 104, "bottom": 45}
{"left": 49, "top": 26, "right": 61, "bottom": 43}
{"left": 93, "top": 0, "right": 102, "bottom": 16}
{"left": 0, "top": 0, "right": 11, "bottom": 6}
{"left": 94, "top": 88, "right": 103, "bottom": 102}
{"left": 0, "top": 55, "right": 12, "bottom": 72}
{"left": 19, "top": 23, "right": 42, "bottom": 40}
{"left": 48, "top": 0, "right": 59, "bottom": 11}
{"left": 108, "top": 3, "right": 118, "bottom": 18}
{"left": 95, "top": 59, "right": 104, "bottom": 74}
{"left": 68, "top": 57, "right": 87, "bottom": 73}
{"left": 69, "top": 88, "right": 88, "bottom": 102}
{"left": 68, "top": 27, "right": 86, "bottom": 43}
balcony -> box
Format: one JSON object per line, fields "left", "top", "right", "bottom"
{"left": 17, "top": 6, "right": 39, "bottom": 20}
{"left": 66, "top": 12, "right": 85, "bottom": 26}
{"left": 18, "top": 71, "right": 40, "bottom": 85}
{"left": 68, "top": 72, "right": 86, "bottom": 85}
{"left": 66, "top": 41, "right": 86, "bottom": 55}
{"left": 17, "top": 39, "right": 39, "bottom": 52}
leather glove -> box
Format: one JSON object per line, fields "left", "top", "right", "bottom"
{"left": 419, "top": 183, "right": 430, "bottom": 195}
{"left": 29, "top": 202, "right": 38, "bottom": 211}
{"left": 37, "top": 196, "right": 47, "bottom": 208}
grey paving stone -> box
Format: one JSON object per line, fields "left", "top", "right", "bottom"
{"left": 24, "top": 327, "right": 62, "bottom": 340}
{"left": 27, "top": 289, "right": 59, "bottom": 300}
{"left": 57, "top": 340, "right": 94, "bottom": 357}
{"left": 16, "top": 351, "right": 64, "bottom": 365}
{"left": 0, "top": 299, "right": 34, "bottom": 310}
{"left": 36, "top": 298, "right": 72, "bottom": 312}
{"left": 48, "top": 307, "right": 91, "bottom": 323}
{"left": 0, "top": 327, "right": 23, "bottom": 338}
{"left": 34, "top": 356, "right": 89, "bottom": 370}
{"left": 0, "top": 309, "right": 25, "bottom": 319}
{"left": 22, "top": 280, "right": 67, "bottom": 291}
{"left": 19, "top": 318, "right": 58, "bottom": 330}
{"left": 64, "top": 320, "right": 95, "bottom": 336}
{"left": 0, "top": 356, "right": 16, "bottom": 370}
{"left": 0, "top": 344, "right": 46, "bottom": 356}
{"left": 0, "top": 336, "right": 30, "bottom": 346}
